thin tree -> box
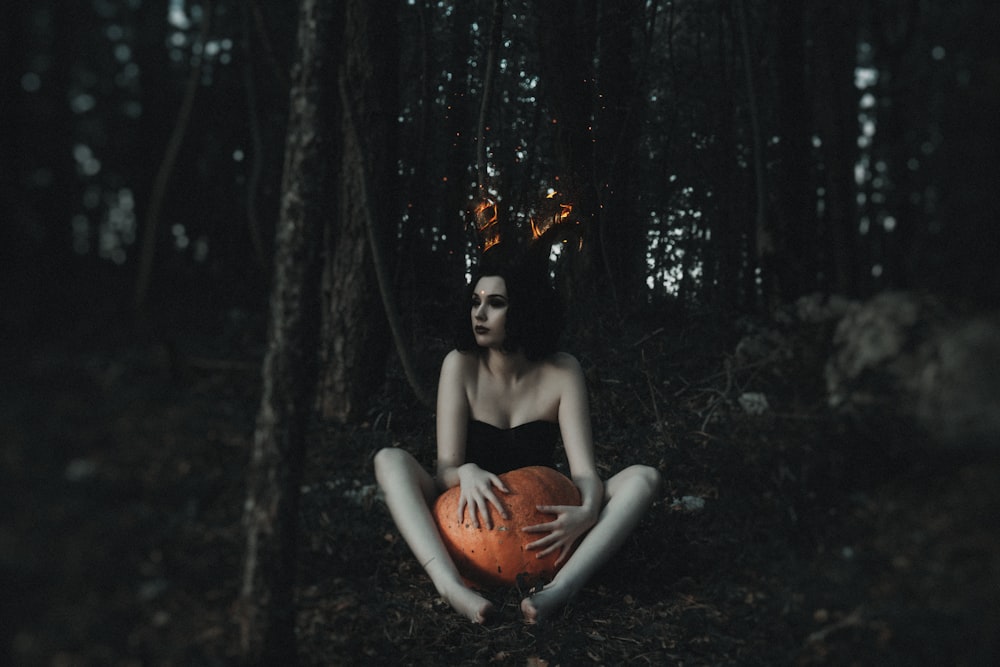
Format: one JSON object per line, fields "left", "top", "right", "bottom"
{"left": 236, "top": 0, "right": 333, "bottom": 660}
{"left": 735, "top": 0, "right": 771, "bottom": 306}
{"left": 339, "top": 72, "right": 432, "bottom": 408}
{"left": 536, "top": 0, "right": 600, "bottom": 304}
{"left": 476, "top": 0, "right": 504, "bottom": 195}
{"left": 812, "top": 0, "right": 861, "bottom": 297}
{"left": 770, "top": 0, "right": 813, "bottom": 299}
{"left": 133, "top": 0, "right": 212, "bottom": 310}
{"left": 594, "top": 0, "right": 646, "bottom": 313}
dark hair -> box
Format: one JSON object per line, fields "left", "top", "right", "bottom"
{"left": 454, "top": 245, "right": 565, "bottom": 361}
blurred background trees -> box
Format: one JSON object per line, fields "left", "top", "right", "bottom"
{"left": 4, "top": 3, "right": 998, "bottom": 662}
{"left": 4, "top": 0, "right": 998, "bottom": 396}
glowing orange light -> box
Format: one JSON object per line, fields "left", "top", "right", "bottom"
{"left": 529, "top": 192, "right": 574, "bottom": 240}
{"left": 474, "top": 198, "right": 501, "bottom": 251}
{"left": 472, "top": 191, "right": 581, "bottom": 253}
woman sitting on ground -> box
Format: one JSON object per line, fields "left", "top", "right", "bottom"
{"left": 374, "top": 246, "right": 661, "bottom": 624}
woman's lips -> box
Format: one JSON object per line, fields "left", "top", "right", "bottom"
{"left": 474, "top": 326, "right": 489, "bottom": 334}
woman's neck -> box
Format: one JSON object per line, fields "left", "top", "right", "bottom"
{"left": 483, "top": 347, "right": 530, "bottom": 380}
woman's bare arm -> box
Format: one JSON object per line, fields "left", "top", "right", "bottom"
{"left": 522, "top": 354, "right": 603, "bottom": 560}
{"left": 434, "top": 350, "right": 509, "bottom": 528}
{"left": 434, "top": 350, "right": 470, "bottom": 490}
{"left": 555, "top": 353, "right": 603, "bottom": 518}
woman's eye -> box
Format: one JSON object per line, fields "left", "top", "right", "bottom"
{"left": 489, "top": 299, "right": 507, "bottom": 308}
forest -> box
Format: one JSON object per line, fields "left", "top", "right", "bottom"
{"left": 2, "top": 0, "right": 998, "bottom": 665}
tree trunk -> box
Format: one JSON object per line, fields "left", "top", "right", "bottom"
{"left": 595, "top": 0, "right": 646, "bottom": 312}
{"left": 1, "top": 0, "right": 30, "bottom": 337}
{"left": 536, "top": 0, "right": 600, "bottom": 301}
{"left": 317, "top": 0, "right": 397, "bottom": 423}
{"left": 133, "top": 0, "right": 212, "bottom": 310}
{"left": 812, "top": 0, "right": 861, "bottom": 297}
{"left": 868, "top": 0, "right": 919, "bottom": 292}
{"left": 236, "top": 0, "right": 331, "bottom": 660}
{"left": 477, "top": 0, "right": 504, "bottom": 193}
{"left": 771, "top": 0, "right": 813, "bottom": 299}
{"left": 699, "top": 1, "right": 739, "bottom": 309}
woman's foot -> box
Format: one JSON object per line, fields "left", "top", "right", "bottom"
{"left": 520, "top": 583, "right": 572, "bottom": 624}
{"left": 439, "top": 580, "right": 494, "bottom": 624}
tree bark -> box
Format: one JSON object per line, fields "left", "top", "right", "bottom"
{"left": 477, "top": 0, "right": 504, "bottom": 193}
{"left": 338, "top": 74, "right": 432, "bottom": 408}
{"left": 595, "top": 0, "right": 645, "bottom": 313}
{"left": 812, "top": 0, "right": 861, "bottom": 297}
{"left": 1, "top": 0, "right": 30, "bottom": 337}
{"left": 536, "top": 0, "right": 600, "bottom": 302}
{"left": 710, "top": 1, "right": 741, "bottom": 309}
{"left": 735, "top": 0, "right": 771, "bottom": 307}
{"left": 236, "top": 0, "right": 331, "bottom": 660}
{"left": 317, "top": 0, "right": 397, "bottom": 423}
{"left": 771, "top": 0, "right": 813, "bottom": 299}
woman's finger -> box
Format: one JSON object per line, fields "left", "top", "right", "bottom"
{"left": 465, "top": 495, "right": 481, "bottom": 528}
{"left": 553, "top": 546, "right": 569, "bottom": 566}
{"left": 524, "top": 531, "right": 558, "bottom": 551}
{"left": 535, "top": 541, "right": 562, "bottom": 558}
{"left": 489, "top": 475, "right": 510, "bottom": 494}
{"left": 483, "top": 490, "right": 508, "bottom": 520}
{"left": 534, "top": 504, "right": 568, "bottom": 515}
{"left": 522, "top": 519, "right": 557, "bottom": 534}
{"left": 474, "top": 496, "right": 491, "bottom": 529}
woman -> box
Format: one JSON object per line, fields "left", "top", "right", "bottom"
{"left": 374, "top": 252, "right": 661, "bottom": 624}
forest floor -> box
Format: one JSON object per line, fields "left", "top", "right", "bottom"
{"left": 2, "top": 303, "right": 999, "bottom": 666}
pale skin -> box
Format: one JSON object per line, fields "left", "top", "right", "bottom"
{"left": 374, "top": 275, "right": 661, "bottom": 624}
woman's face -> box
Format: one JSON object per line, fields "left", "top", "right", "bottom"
{"left": 471, "top": 275, "right": 508, "bottom": 348}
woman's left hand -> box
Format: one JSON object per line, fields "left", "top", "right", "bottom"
{"left": 521, "top": 504, "right": 597, "bottom": 565}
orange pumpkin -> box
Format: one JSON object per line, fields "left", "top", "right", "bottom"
{"left": 433, "top": 465, "right": 581, "bottom": 588}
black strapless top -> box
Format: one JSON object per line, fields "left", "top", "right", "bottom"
{"left": 465, "top": 420, "right": 560, "bottom": 475}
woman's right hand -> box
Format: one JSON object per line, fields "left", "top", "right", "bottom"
{"left": 455, "top": 463, "right": 509, "bottom": 529}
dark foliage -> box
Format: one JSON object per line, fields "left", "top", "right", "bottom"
{"left": 4, "top": 303, "right": 998, "bottom": 665}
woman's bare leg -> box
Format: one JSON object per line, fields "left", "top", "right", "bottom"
{"left": 374, "top": 447, "right": 494, "bottom": 623}
{"left": 521, "top": 464, "right": 661, "bottom": 624}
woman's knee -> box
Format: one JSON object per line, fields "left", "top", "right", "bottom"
{"left": 375, "top": 447, "right": 437, "bottom": 503}
{"left": 627, "top": 464, "right": 662, "bottom": 498}
{"left": 606, "top": 464, "right": 662, "bottom": 502}
{"left": 374, "top": 446, "right": 416, "bottom": 482}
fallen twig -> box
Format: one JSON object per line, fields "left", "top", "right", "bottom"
{"left": 806, "top": 606, "right": 865, "bottom": 644}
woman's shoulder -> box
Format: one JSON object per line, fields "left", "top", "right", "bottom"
{"left": 539, "top": 352, "right": 585, "bottom": 382}
{"left": 546, "top": 351, "right": 582, "bottom": 370}
{"left": 438, "top": 350, "right": 479, "bottom": 400}
{"left": 534, "top": 353, "right": 587, "bottom": 407}
{"left": 441, "top": 348, "right": 479, "bottom": 375}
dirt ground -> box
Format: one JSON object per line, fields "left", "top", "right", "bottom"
{"left": 3, "top": 308, "right": 998, "bottom": 666}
